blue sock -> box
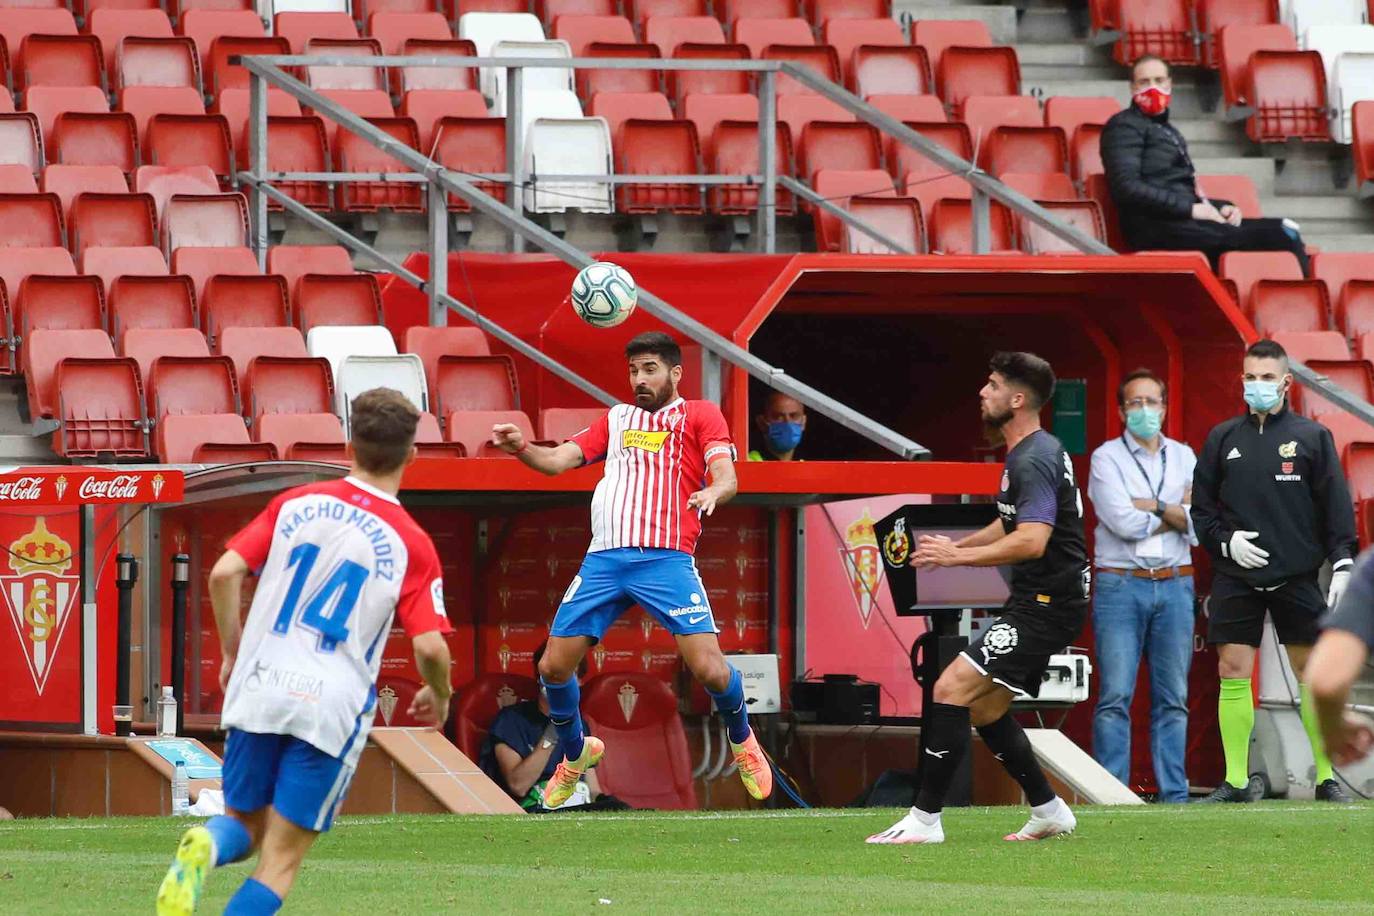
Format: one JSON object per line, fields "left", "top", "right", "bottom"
{"left": 205, "top": 814, "right": 252, "bottom": 867}
{"left": 708, "top": 665, "right": 751, "bottom": 744}
{"left": 224, "top": 877, "right": 281, "bottom": 915}
{"left": 541, "top": 676, "right": 585, "bottom": 760}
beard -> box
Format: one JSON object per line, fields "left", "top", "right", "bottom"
{"left": 634, "top": 385, "right": 671, "bottom": 411}
{"left": 981, "top": 403, "right": 1012, "bottom": 444}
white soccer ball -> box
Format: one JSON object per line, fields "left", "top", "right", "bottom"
{"left": 570, "top": 261, "right": 637, "bottom": 328}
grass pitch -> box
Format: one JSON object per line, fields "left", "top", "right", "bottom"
{"left": 2, "top": 804, "right": 1372, "bottom": 914}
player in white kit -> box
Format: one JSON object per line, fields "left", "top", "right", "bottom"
{"left": 156, "top": 389, "right": 454, "bottom": 916}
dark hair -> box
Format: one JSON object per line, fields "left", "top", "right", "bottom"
{"left": 1246, "top": 338, "right": 1289, "bottom": 363}
{"left": 1132, "top": 53, "right": 1170, "bottom": 78}
{"left": 349, "top": 387, "right": 420, "bottom": 473}
{"left": 626, "top": 331, "right": 682, "bottom": 367}
{"left": 989, "top": 351, "right": 1056, "bottom": 409}
{"left": 1117, "top": 368, "right": 1166, "bottom": 407}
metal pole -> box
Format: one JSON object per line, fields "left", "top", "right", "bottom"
{"left": 758, "top": 70, "right": 777, "bottom": 254}
{"left": 427, "top": 178, "right": 448, "bottom": 327}
{"left": 505, "top": 65, "right": 525, "bottom": 254}
{"left": 170, "top": 553, "right": 190, "bottom": 737}
{"left": 248, "top": 69, "right": 269, "bottom": 270}
{"left": 701, "top": 350, "right": 723, "bottom": 405}
{"left": 971, "top": 188, "right": 991, "bottom": 255}
{"left": 115, "top": 553, "right": 138, "bottom": 738}
{"left": 81, "top": 505, "right": 97, "bottom": 735}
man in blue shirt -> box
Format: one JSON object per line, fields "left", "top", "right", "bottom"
{"left": 1087, "top": 369, "right": 1198, "bottom": 802}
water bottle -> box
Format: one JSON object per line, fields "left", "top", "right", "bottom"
{"left": 157, "top": 686, "right": 177, "bottom": 737}
{"left": 171, "top": 760, "right": 189, "bottom": 816}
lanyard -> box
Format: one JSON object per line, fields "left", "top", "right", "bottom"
{"left": 1123, "top": 433, "right": 1166, "bottom": 499}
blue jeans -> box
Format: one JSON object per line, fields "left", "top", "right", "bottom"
{"left": 1091, "top": 571, "right": 1194, "bottom": 802}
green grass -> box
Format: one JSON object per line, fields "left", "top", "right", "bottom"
{"left": 2, "top": 805, "right": 1372, "bottom": 914}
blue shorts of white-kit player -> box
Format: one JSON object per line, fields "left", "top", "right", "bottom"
{"left": 222, "top": 730, "right": 355, "bottom": 833}
{"left": 551, "top": 547, "right": 720, "bottom": 641}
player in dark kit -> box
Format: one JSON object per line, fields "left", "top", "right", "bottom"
{"left": 868, "top": 352, "right": 1087, "bottom": 845}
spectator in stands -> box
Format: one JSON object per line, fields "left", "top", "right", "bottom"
{"left": 750, "top": 391, "right": 807, "bottom": 462}
{"left": 1101, "top": 54, "right": 1310, "bottom": 273}
{"left": 1086, "top": 369, "right": 1197, "bottom": 802}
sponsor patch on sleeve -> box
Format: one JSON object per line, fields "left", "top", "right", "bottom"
{"left": 430, "top": 578, "right": 446, "bottom": 618}
{"left": 704, "top": 442, "right": 735, "bottom": 463}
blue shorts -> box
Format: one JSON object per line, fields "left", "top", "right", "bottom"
{"left": 222, "top": 729, "right": 355, "bottom": 833}
{"left": 551, "top": 547, "right": 719, "bottom": 641}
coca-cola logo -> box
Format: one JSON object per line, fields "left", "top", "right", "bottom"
{"left": 0, "top": 476, "right": 44, "bottom": 500}
{"left": 77, "top": 475, "right": 142, "bottom": 501}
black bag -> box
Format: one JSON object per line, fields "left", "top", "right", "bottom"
{"left": 852, "top": 769, "right": 918, "bottom": 808}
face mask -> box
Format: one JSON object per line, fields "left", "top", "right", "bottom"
{"left": 1243, "top": 380, "right": 1284, "bottom": 412}
{"left": 1125, "top": 406, "right": 1162, "bottom": 439}
{"left": 766, "top": 421, "right": 803, "bottom": 453}
{"left": 1133, "top": 85, "right": 1171, "bottom": 116}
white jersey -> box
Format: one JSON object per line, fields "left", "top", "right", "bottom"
{"left": 220, "top": 477, "right": 448, "bottom": 765}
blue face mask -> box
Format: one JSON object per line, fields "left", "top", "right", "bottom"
{"left": 1243, "top": 379, "right": 1284, "bottom": 412}
{"left": 766, "top": 420, "right": 803, "bottom": 453}
{"left": 1125, "top": 406, "right": 1162, "bottom": 439}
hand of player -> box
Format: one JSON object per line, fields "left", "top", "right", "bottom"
{"left": 1327, "top": 569, "right": 1352, "bottom": 608}
{"left": 1226, "top": 530, "right": 1269, "bottom": 569}
{"left": 1329, "top": 711, "right": 1374, "bottom": 766}
{"left": 407, "top": 685, "right": 451, "bottom": 728}
{"left": 911, "top": 534, "right": 960, "bottom": 569}
{"left": 490, "top": 423, "right": 525, "bottom": 455}
{"left": 688, "top": 488, "right": 720, "bottom": 516}
{"left": 1219, "top": 204, "right": 1242, "bottom": 226}
{"left": 1192, "top": 201, "right": 1227, "bottom": 224}
{"left": 219, "top": 655, "right": 235, "bottom": 694}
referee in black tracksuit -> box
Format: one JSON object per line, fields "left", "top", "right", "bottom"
{"left": 1191, "top": 339, "right": 1357, "bottom": 803}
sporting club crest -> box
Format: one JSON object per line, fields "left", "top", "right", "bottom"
{"left": 2, "top": 517, "right": 80, "bottom": 695}
{"left": 617, "top": 682, "right": 639, "bottom": 723}
{"left": 841, "top": 508, "right": 883, "bottom": 629}
{"left": 376, "top": 685, "right": 398, "bottom": 725}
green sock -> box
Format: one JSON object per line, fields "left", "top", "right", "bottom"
{"left": 1299, "top": 683, "right": 1335, "bottom": 784}
{"left": 1218, "top": 678, "right": 1255, "bottom": 789}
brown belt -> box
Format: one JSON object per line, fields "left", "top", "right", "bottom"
{"left": 1096, "top": 565, "right": 1194, "bottom": 581}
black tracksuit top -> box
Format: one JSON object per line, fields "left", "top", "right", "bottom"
{"left": 1191, "top": 405, "right": 1357, "bottom": 587}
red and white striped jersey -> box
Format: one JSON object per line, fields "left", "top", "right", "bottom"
{"left": 570, "top": 398, "right": 733, "bottom": 555}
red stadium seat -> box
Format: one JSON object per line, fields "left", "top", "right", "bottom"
{"left": 247, "top": 354, "right": 333, "bottom": 418}
{"left": 680, "top": 93, "right": 757, "bottom": 151}
{"left": 118, "top": 85, "right": 205, "bottom": 145}
{"left": 248, "top": 115, "right": 332, "bottom": 212}
{"left": 842, "top": 196, "right": 925, "bottom": 254}
{"left": 0, "top": 247, "right": 74, "bottom": 306}
{"left": 587, "top": 90, "right": 673, "bottom": 141}
{"left": 17, "top": 34, "right": 103, "bottom": 92}
{"left": 1220, "top": 249, "right": 1303, "bottom": 312}
{"left": 928, "top": 197, "right": 1015, "bottom": 254}
{"left": 1315, "top": 252, "right": 1374, "bottom": 307}
{"left": 628, "top": 0, "right": 707, "bottom": 30}
{"left": 779, "top": 94, "right": 855, "bottom": 144}
{"left": 158, "top": 411, "right": 258, "bottom": 463}
{"left": 732, "top": 18, "right": 813, "bottom": 59}
{"left": 275, "top": 12, "right": 359, "bottom": 55}
{"left": 1246, "top": 50, "right": 1330, "bottom": 143}
{"left": 1338, "top": 280, "right": 1374, "bottom": 340}
{"left": 306, "top": 88, "right": 396, "bottom": 146}
{"left": 1355, "top": 100, "right": 1374, "bottom": 195}
{"left": 171, "top": 0, "right": 256, "bottom": 21}
{"left": 120, "top": 326, "right": 209, "bottom": 382}
{"left": 645, "top": 16, "right": 725, "bottom": 57}
{"left": 1198, "top": 0, "right": 1278, "bottom": 69}
{"left": 551, "top": 14, "right": 634, "bottom": 56}
{"left": 335, "top": 117, "right": 423, "bottom": 213}
{"left": 50, "top": 111, "right": 139, "bottom": 175}
{"left": 1320, "top": 412, "right": 1374, "bottom": 461}
{"left": 15, "top": 275, "right": 104, "bottom": 340}
{"left": 708, "top": 120, "right": 794, "bottom": 215}
{"left": 903, "top": 173, "right": 970, "bottom": 224}
{"left": 395, "top": 38, "right": 478, "bottom": 98}
{"left": 0, "top": 166, "right": 36, "bottom": 194}
{"left": 937, "top": 46, "right": 1020, "bottom": 113}
{"left": 23, "top": 327, "right": 116, "bottom": 421}
{"left": 799, "top": 120, "right": 882, "bottom": 181}
{"left": 444, "top": 408, "right": 532, "bottom": 456}
{"left": 911, "top": 19, "right": 990, "bottom": 78}
{"left": 89, "top": 9, "right": 174, "bottom": 86}
{"left": 807, "top": 0, "right": 889, "bottom": 26}
{"left": 433, "top": 354, "right": 519, "bottom": 415}
{"left": 368, "top": 11, "right": 452, "bottom": 55}
{"left": 161, "top": 193, "right": 249, "bottom": 254}
{"left": 540, "top": 406, "right": 604, "bottom": 441}
{"left": 1293, "top": 360, "right": 1374, "bottom": 421}
{"left": 1017, "top": 199, "right": 1106, "bottom": 254}
{"left": 961, "top": 94, "right": 1042, "bottom": 146}
{"left": 866, "top": 93, "right": 946, "bottom": 122}
{"left": 268, "top": 244, "right": 354, "bottom": 295}
{"left": 885, "top": 120, "right": 971, "bottom": 184}
{"left": 670, "top": 42, "right": 749, "bottom": 104}
{"left": 811, "top": 168, "right": 895, "bottom": 252}
{"left": 144, "top": 115, "right": 233, "bottom": 187}
{"left": 400, "top": 89, "right": 486, "bottom": 150}
{"left": 1217, "top": 23, "right": 1294, "bottom": 114}
{"left": 304, "top": 37, "right": 385, "bottom": 92}
{"left": 616, "top": 119, "right": 704, "bottom": 214}
{"left": 404, "top": 325, "right": 490, "bottom": 389}
{"left": 295, "top": 273, "right": 383, "bottom": 332}
{"left": 202, "top": 274, "right": 289, "bottom": 346}
{"left": 1271, "top": 331, "right": 1352, "bottom": 364}
{"left": 980, "top": 125, "right": 1067, "bottom": 176}
{"left": 69, "top": 192, "right": 157, "bottom": 256}
{"left": 258, "top": 412, "right": 346, "bottom": 461}
{"left": 1249, "top": 279, "right": 1330, "bottom": 335}
{"left": 171, "top": 244, "right": 257, "bottom": 299}
{"left": 577, "top": 42, "right": 660, "bottom": 100}
{"left": 1357, "top": 332, "right": 1374, "bottom": 362}
{"left": 451, "top": 673, "right": 540, "bottom": 762}
{"left": 0, "top": 193, "right": 63, "bottom": 248}
{"left": 357, "top": 0, "right": 442, "bottom": 24}
{"left": 433, "top": 117, "right": 507, "bottom": 211}
{"left": 852, "top": 45, "right": 930, "bottom": 97}
{"left": 54, "top": 356, "right": 147, "bottom": 458}
{"left": 108, "top": 274, "right": 197, "bottom": 340}
{"left": 414, "top": 412, "right": 465, "bottom": 457}
{"left": 145, "top": 353, "right": 239, "bottom": 425}
{"left": 581, "top": 672, "right": 696, "bottom": 810}
{"left": 539, "top": 0, "right": 617, "bottom": 25}
{"left": 718, "top": 0, "right": 793, "bottom": 27}
{"left": 81, "top": 245, "right": 167, "bottom": 293}
{"left": 1114, "top": 0, "right": 1197, "bottom": 66}
{"left": 40, "top": 165, "right": 127, "bottom": 216}
{"left": 1000, "top": 171, "right": 1079, "bottom": 201}
{"left": 1043, "top": 95, "right": 1119, "bottom": 140}
{"left": 116, "top": 36, "right": 201, "bottom": 95}
{"left": 179, "top": 10, "right": 266, "bottom": 73}
{"left": 824, "top": 18, "right": 906, "bottom": 82}
{"left": 0, "top": 282, "right": 13, "bottom": 374}
{"left": 217, "top": 325, "right": 308, "bottom": 387}
{"left": 764, "top": 44, "right": 842, "bottom": 97}
{"left": 207, "top": 36, "right": 290, "bottom": 97}
{"left": 1070, "top": 123, "right": 1105, "bottom": 183}
{"left": 0, "top": 114, "right": 43, "bottom": 176}
{"left": 24, "top": 85, "right": 109, "bottom": 146}
{"left": 0, "top": 10, "right": 77, "bottom": 82}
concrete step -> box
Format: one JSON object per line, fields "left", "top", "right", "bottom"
{"left": 1193, "top": 156, "right": 1277, "bottom": 194}
{"left": 0, "top": 433, "right": 57, "bottom": 463}
{"left": 1022, "top": 78, "right": 1131, "bottom": 106}
{"left": 1262, "top": 194, "right": 1374, "bottom": 223}
{"left": 1016, "top": 42, "right": 1103, "bottom": 67}
{"left": 1021, "top": 62, "right": 1124, "bottom": 82}
{"left": 1018, "top": 7, "right": 1083, "bottom": 43}
{"left": 1302, "top": 233, "right": 1374, "bottom": 252}
{"left": 893, "top": 3, "right": 1018, "bottom": 44}
{"left": 1173, "top": 118, "right": 1244, "bottom": 144}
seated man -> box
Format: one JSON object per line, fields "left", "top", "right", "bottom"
{"left": 749, "top": 391, "right": 808, "bottom": 462}
{"left": 1101, "top": 54, "right": 1309, "bottom": 274}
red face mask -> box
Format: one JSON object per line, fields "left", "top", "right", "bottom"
{"left": 1133, "top": 85, "right": 1171, "bottom": 116}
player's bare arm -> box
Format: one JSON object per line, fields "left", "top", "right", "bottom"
{"left": 1305, "top": 628, "right": 1374, "bottom": 765}
{"left": 208, "top": 549, "right": 250, "bottom": 693}
{"left": 494, "top": 734, "right": 558, "bottom": 799}
{"left": 491, "top": 423, "right": 586, "bottom": 475}
{"left": 687, "top": 454, "right": 737, "bottom": 516}
{"left": 408, "top": 631, "right": 453, "bottom": 727}
{"left": 913, "top": 522, "right": 1052, "bottom": 569}
{"left": 953, "top": 519, "right": 1005, "bottom": 549}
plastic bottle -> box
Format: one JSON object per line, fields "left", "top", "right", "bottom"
{"left": 171, "top": 760, "right": 189, "bottom": 816}
{"left": 157, "top": 686, "right": 177, "bottom": 737}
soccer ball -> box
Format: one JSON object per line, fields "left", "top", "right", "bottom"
{"left": 570, "top": 261, "right": 637, "bottom": 328}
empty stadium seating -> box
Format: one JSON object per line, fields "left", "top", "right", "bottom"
{"left": 108, "top": 275, "right": 197, "bottom": 339}
{"left": 581, "top": 672, "right": 696, "bottom": 809}
{"left": 1221, "top": 249, "right": 1305, "bottom": 311}
{"left": 928, "top": 198, "right": 1015, "bottom": 254}
{"left": 445, "top": 408, "right": 531, "bottom": 457}
{"left": 843, "top": 196, "right": 925, "bottom": 254}
{"left": 1249, "top": 279, "right": 1331, "bottom": 334}
{"left": 451, "top": 673, "right": 539, "bottom": 762}
{"left": 202, "top": 274, "right": 290, "bottom": 346}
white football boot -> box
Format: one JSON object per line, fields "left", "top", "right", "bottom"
{"left": 865, "top": 808, "right": 945, "bottom": 845}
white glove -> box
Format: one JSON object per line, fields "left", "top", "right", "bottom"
{"left": 1327, "top": 568, "right": 1352, "bottom": 608}
{"left": 1225, "top": 530, "right": 1270, "bottom": 569}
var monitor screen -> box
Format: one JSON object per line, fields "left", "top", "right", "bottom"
{"left": 874, "top": 504, "right": 1010, "bottom": 615}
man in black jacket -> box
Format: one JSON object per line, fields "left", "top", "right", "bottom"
{"left": 1191, "top": 339, "right": 1357, "bottom": 803}
{"left": 1101, "top": 55, "right": 1309, "bottom": 273}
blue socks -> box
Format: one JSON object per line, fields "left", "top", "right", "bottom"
{"left": 225, "top": 878, "right": 281, "bottom": 915}
{"left": 541, "top": 676, "right": 585, "bottom": 761}
{"left": 206, "top": 815, "right": 252, "bottom": 867}
{"left": 708, "top": 665, "right": 751, "bottom": 744}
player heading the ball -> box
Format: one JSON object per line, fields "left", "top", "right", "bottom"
{"left": 491, "top": 331, "right": 773, "bottom": 804}
{"left": 157, "top": 388, "right": 454, "bottom": 916}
